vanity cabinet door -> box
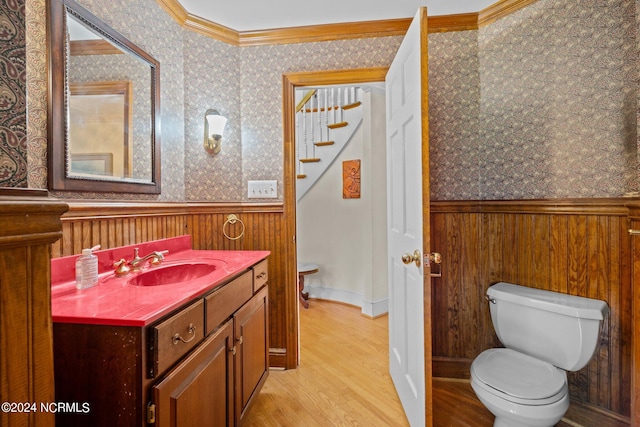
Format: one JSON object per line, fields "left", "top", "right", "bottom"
{"left": 234, "top": 285, "right": 269, "bottom": 423}
{"left": 153, "top": 319, "right": 234, "bottom": 427}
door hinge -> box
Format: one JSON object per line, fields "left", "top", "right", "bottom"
{"left": 427, "top": 252, "right": 443, "bottom": 278}
{"left": 147, "top": 402, "right": 156, "bottom": 424}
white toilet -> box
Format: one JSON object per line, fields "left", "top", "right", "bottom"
{"left": 470, "top": 282, "right": 609, "bottom": 427}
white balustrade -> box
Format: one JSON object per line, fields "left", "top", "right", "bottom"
{"left": 295, "top": 86, "right": 362, "bottom": 187}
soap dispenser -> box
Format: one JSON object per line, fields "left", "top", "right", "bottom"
{"left": 75, "top": 245, "right": 99, "bottom": 289}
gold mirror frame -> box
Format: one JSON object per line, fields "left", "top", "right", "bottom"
{"left": 47, "top": 0, "right": 161, "bottom": 194}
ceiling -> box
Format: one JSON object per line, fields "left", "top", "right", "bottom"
{"left": 177, "top": 0, "right": 498, "bottom": 32}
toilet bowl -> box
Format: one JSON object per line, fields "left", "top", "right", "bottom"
{"left": 471, "top": 348, "right": 569, "bottom": 427}
{"left": 471, "top": 282, "right": 609, "bottom": 427}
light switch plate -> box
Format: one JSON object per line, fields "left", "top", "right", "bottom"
{"left": 248, "top": 180, "right": 278, "bottom": 199}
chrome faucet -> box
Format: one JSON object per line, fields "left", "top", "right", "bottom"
{"left": 130, "top": 248, "right": 169, "bottom": 269}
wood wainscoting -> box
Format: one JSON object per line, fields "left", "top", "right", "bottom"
{"left": 430, "top": 199, "right": 633, "bottom": 425}
{"left": 54, "top": 201, "right": 297, "bottom": 370}
{"left": 0, "top": 189, "right": 68, "bottom": 427}
{"left": 56, "top": 198, "right": 640, "bottom": 425}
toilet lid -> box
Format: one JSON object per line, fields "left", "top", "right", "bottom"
{"left": 471, "top": 348, "right": 566, "bottom": 401}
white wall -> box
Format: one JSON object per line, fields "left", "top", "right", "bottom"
{"left": 296, "top": 89, "right": 388, "bottom": 317}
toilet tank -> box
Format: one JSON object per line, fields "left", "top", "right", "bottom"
{"left": 487, "top": 282, "right": 609, "bottom": 371}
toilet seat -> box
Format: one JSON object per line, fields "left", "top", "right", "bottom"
{"left": 471, "top": 348, "right": 567, "bottom": 406}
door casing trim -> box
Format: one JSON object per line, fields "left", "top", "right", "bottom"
{"left": 281, "top": 67, "right": 389, "bottom": 368}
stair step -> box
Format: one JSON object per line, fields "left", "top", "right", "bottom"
{"left": 297, "top": 102, "right": 364, "bottom": 202}
{"left": 297, "top": 174, "right": 307, "bottom": 179}
{"left": 342, "top": 101, "right": 362, "bottom": 110}
{"left": 314, "top": 141, "right": 335, "bottom": 147}
{"left": 303, "top": 106, "right": 339, "bottom": 113}
{"left": 328, "top": 121, "right": 348, "bottom": 129}
{"left": 299, "top": 158, "right": 321, "bottom": 163}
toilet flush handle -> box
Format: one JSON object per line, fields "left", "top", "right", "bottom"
{"left": 485, "top": 295, "right": 496, "bottom": 304}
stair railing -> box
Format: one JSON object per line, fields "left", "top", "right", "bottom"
{"left": 295, "top": 86, "right": 362, "bottom": 184}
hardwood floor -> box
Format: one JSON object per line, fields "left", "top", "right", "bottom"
{"left": 241, "top": 300, "right": 583, "bottom": 426}
{"left": 243, "top": 299, "right": 407, "bottom": 426}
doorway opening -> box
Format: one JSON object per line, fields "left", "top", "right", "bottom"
{"left": 281, "top": 68, "right": 389, "bottom": 367}
{"left": 294, "top": 82, "right": 388, "bottom": 318}
{"left": 282, "top": 11, "right": 430, "bottom": 424}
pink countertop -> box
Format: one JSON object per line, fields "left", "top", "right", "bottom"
{"left": 51, "top": 235, "right": 269, "bottom": 327}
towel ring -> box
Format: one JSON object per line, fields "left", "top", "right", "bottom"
{"left": 223, "top": 214, "right": 245, "bottom": 240}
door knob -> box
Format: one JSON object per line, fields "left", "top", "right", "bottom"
{"left": 401, "top": 250, "right": 422, "bottom": 267}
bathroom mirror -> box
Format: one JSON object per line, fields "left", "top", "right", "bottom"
{"left": 47, "top": 0, "right": 161, "bottom": 194}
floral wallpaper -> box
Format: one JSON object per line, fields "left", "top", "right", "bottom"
{"left": 238, "top": 37, "right": 402, "bottom": 201}
{"left": 180, "top": 24, "right": 401, "bottom": 201}
{"left": 429, "top": 30, "right": 481, "bottom": 200}
{"left": 429, "top": 0, "right": 639, "bottom": 200}
{"left": 183, "top": 31, "right": 243, "bottom": 201}
{"left": 0, "top": 0, "right": 27, "bottom": 187}
{"left": 14, "top": 0, "right": 640, "bottom": 201}
{"left": 477, "top": 0, "right": 638, "bottom": 199}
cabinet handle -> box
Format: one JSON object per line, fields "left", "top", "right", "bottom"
{"left": 172, "top": 323, "right": 196, "bottom": 345}
{"left": 257, "top": 272, "right": 267, "bottom": 280}
{"left": 229, "top": 336, "right": 243, "bottom": 355}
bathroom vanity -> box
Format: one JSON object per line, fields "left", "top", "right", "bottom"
{"left": 51, "top": 236, "right": 269, "bottom": 426}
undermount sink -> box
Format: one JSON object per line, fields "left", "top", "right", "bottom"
{"left": 127, "top": 263, "right": 217, "bottom": 287}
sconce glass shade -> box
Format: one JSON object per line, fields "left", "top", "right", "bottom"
{"left": 204, "top": 109, "right": 227, "bottom": 155}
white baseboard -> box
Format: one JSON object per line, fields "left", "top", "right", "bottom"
{"left": 361, "top": 297, "right": 389, "bottom": 318}
{"left": 306, "top": 285, "right": 388, "bottom": 317}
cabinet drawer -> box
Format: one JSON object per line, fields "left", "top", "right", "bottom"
{"left": 205, "top": 271, "right": 253, "bottom": 335}
{"left": 153, "top": 320, "right": 234, "bottom": 427}
{"left": 152, "top": 299, "right": 204, "bottom": 377}
{"left": 252, "top": 259, "right": 269, "bottom": 292}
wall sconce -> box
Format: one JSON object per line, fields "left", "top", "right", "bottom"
{"left": 204, "top": 109, "right": 228, "bottom": 155}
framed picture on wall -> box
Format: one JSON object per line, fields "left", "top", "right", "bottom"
{"left": 343, "top": 159, "right": 361, "bottom": 199}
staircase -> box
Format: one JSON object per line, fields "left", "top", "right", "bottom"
{"left": 296, "top": 87, "right": 363, "bottom": 201}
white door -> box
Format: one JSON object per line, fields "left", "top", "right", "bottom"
{"left": 386, "top": 7, "right": 432, "bottom": 427}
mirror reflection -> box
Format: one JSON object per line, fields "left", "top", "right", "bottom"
{"left": 69, "top": 81, "right": 132, "bottom": 178}
{"left": 66, "top": 12, "right": 152, "bottom": 183}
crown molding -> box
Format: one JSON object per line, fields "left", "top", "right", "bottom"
{"left": 478, "top": 0, "right": 539, "bottom": 28}
{"left": 185, "top": 14, "right": 240, "bottom": 45}
{"left": 155, "top": 0, "right": 240, "bottom": 44}
{"left": 155, "top": 0, "right": 187, "bottom": 24}
{"left": 156, "top": 0, "right": 538, "bottom": 46}
{"left": 427, "top": 13, "right": 478, "bottom": 34}
{"left": 238, "top": 18, "right": 412, "bottom": 47}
